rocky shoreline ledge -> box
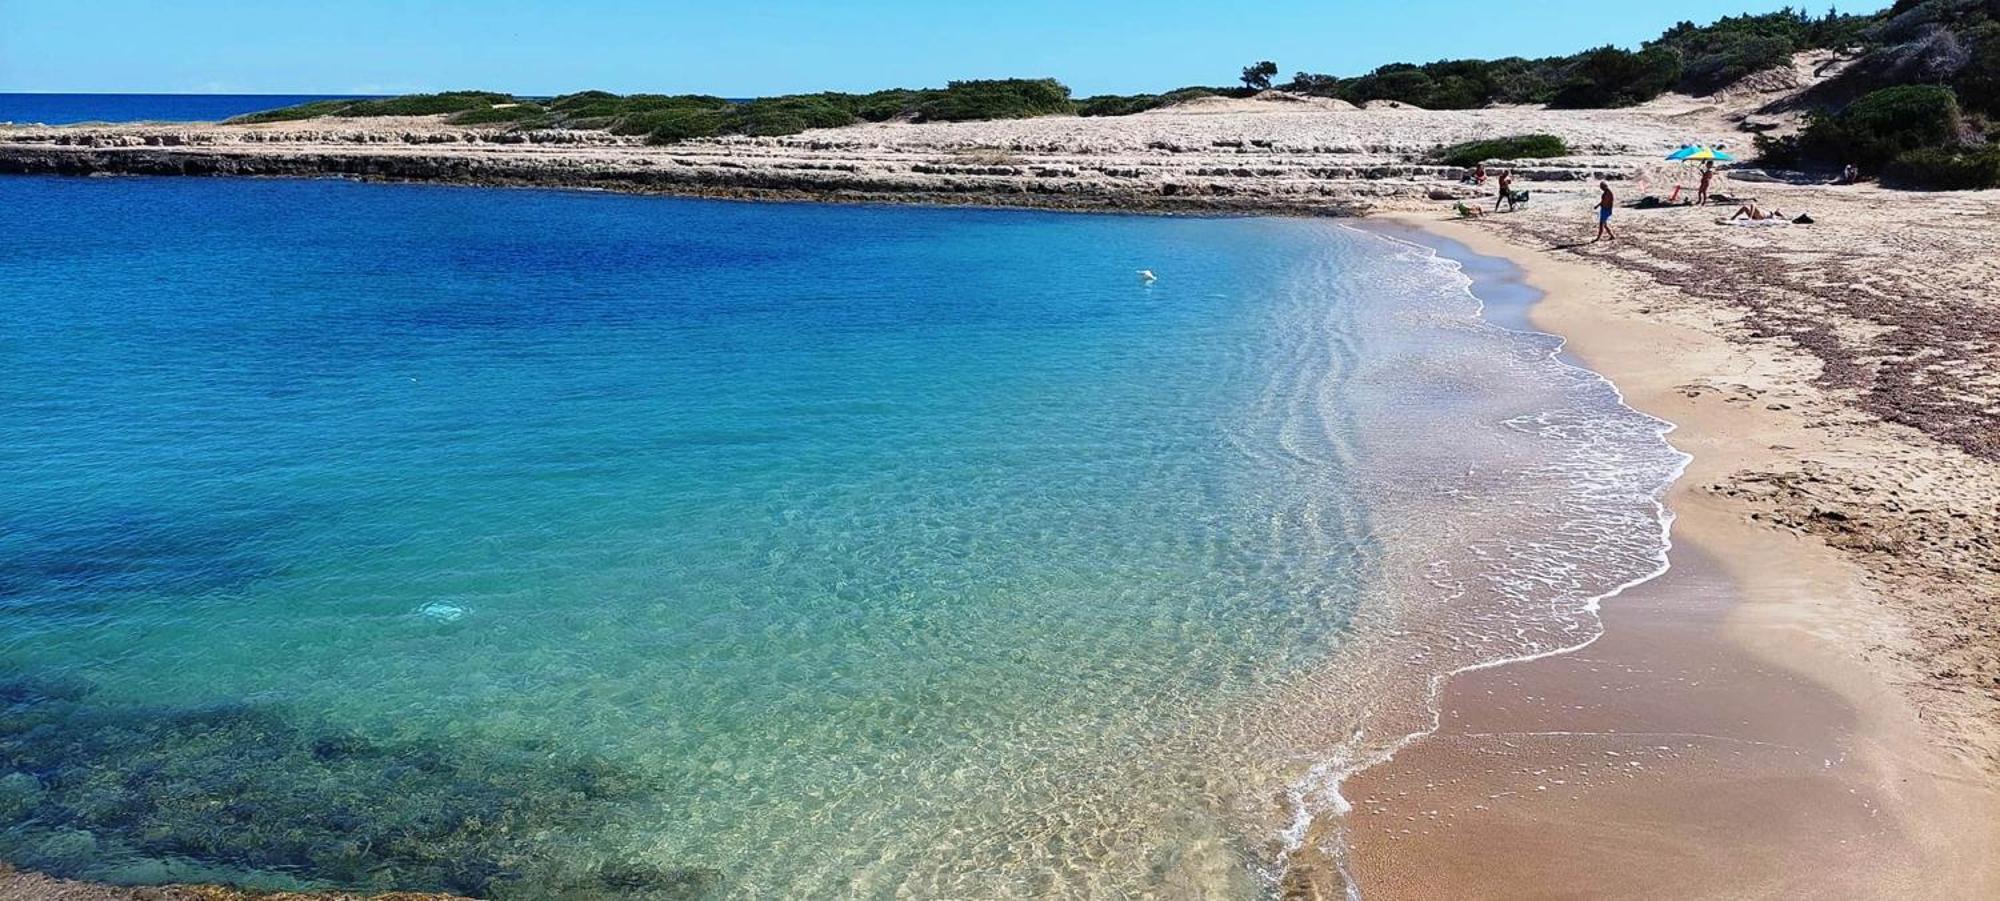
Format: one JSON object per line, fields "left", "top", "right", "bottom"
{"left": 0, "top": 97, "right": 1705, "bottom": 215}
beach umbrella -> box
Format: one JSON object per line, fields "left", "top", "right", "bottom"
{"left": 1666, "top": 145, "right": 1734, "bottom": 161}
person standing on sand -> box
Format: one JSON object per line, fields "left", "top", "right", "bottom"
{"left": 1493, "top": 169, "right": 1513, "bottom": 212}
{"left": 1697, "top": 160, "right": 1715, "bottom": 206}
{"left": 1594, "top": 180, "right": 1617, "bottom": 242}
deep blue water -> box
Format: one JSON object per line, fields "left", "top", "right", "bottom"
{"left": 0, "top": 94, "right": 371, "bottom": 124}
{"left": 0, "top": 175, "right": 1683, "bottom": 898}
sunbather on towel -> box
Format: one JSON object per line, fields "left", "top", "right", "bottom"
{"left": 1729, "top": 202, "right": 1784, "bottom": 221}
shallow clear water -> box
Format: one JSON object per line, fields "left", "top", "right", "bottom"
{"left": 0, "top": 177, "right": 1683, "bottom": 899}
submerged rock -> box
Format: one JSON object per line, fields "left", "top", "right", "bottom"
{"left": 0, "top": 671, "right": 693, "bottom": 898}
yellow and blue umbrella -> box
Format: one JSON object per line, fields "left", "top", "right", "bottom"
{"left": 1666, "top": 145, "right": 1734, "bottom": 161}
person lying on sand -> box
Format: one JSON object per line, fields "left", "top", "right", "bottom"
{"left": 1454, "top": 201, "right": 1485, "bottom": 219}
{"left": 1729, "top": 202, "right": 1784, "bottom": 221}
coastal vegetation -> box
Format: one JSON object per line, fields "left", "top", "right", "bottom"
{"left": 1434, "top": 135, "right": 1570, "bottom": 167}
{"left": 1240, "top": 8, "right": 1879, "bottom": 111}
{"left": 1754, "top": 0, "right": 2000, "bottom": 187}
{"left": 219, "top": 4, "right": 1997, "bottom": 187}
{"left": 229, "top": 80, "right": 1076, "bottom": 144}
{"left": 228, "top": 90, "right": 517, "bottom": 123}
{"left": 1076, "top": 86, "right": 1244, "bottom": 116}
{"left": 227, "top": 8, "right": 1898, "bottom": 133}
{"left": 1764, "top": 84, "right": 1964, "bottom": 169}
{"left": 1882, "top": 141, "right": 2000, "bottom": 186}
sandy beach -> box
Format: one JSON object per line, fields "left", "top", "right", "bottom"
{"left": 5, "top": 67, "right": 2000, "bottom": 898}
{"left": 1295, "top": 215, "right": 2000, "bottom": 898}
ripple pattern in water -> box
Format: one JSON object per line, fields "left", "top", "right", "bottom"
{"left": 0, "top": 178, "right": 1682, "bottom": 899}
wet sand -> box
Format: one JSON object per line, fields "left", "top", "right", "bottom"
{"left": 1318, "top": 218, "right": 2000, "bottom": 899}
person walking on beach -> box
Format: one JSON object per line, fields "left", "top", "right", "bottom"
{"left": 1493, "top": 169, "right": 1513, "bottom": 212}
{"left": 1594, "top": 180, "right": 1617, "bottom": 242}
{"left": 1696, "top": 160, "right": 1715, "bottom": 206}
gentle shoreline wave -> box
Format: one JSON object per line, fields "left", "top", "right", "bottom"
{"left": 1267, "top": 224, "right": 1692, "bottom": 899}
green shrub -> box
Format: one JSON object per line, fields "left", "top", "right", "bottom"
{"left": 852, "top": 89, "right": 921, "bottom": 121}
{"left": 447, "top": 103, "right": 546, "bottom": 125}
{"left": 641, "top": 109, "right": 733, "bottom": 144}
{"left": 1817, "top": 0, "right": 2000, "bottom": 112}
{"left": 1305, "top": 8, "right": 1876, "bottom": 112}
{"left": 1957, "top": 20, "right": 2000, "bottom": 115}
{"left": 1830, "top": 84, "right": 1964, "bottom": 168}
{"left": 1077, "top": 88, "right": 1218, "bottom": 116}
{"left": 911, "top": 79, "right": 1075, "bottom": 121}
{"left": 1485, "top": 56, "right": 1567, "bottom": 105}
{"left": 1882, "top": 144, "right": 2000, "bottom": 188}
{"left": 1846, "top": 84, "right": 1962, "bottom": 150}
{"left": 226, "top": 91, "right": 519, "bottom": 123}
{"left": 226, "top": 99, "right": 358, "bottom": 124}
{"left": 546, "top": 90, "right": 619, "bottom": 112}
{"left": 334, "top": 91, "right": 516, "bottom": 117}
{"left": 1434, "top": 134, "right": 1569, "bottom": 166}
{"left": 1550, "top": 46, "right": 1683, "bottom": 108}
{"left": 732, "top": 96, "right": 858, "bottom": 135}
{"left": 1679, "top": 33, "right": 1798, "bottom": 93}
{"left": 1752, "top": 129, "right": 1810, "bottom": 169}
{"left": 1282, "top": 72, "right": 1342, "bottom": 96}
{"left": 1758, "top": 84, "right": 1965, "bottom": 173}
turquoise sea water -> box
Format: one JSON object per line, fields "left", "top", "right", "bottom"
{"left": 0, "top": 94, "right": 370, "bottom": 125}
{"left": 0, "top": 176, "right": 1684, "bottom": 898}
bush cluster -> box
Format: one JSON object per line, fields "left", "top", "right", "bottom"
{"left": 1882, "top": 143, "right": 2000, "bottom": 187}
{"left": 1651, "top": 10, "right": 1876, "bottom": 94}
{"left": 1433, "top": 134, "right": 1570, "bottom": 166}
{"left": 1550, "top": 46, "right": 1685, "bottom": 108}
{"left": 227, "top": 91, "right": 519, "bottom": 123}
{"left": 1740, "top": 3, "right": 2000, "bottom": 189}
{"left": 231, "top": 80, "right": 1077, "bottom": 144}
{"left": 445, "top": 103, "right": 546, "bottom": 125}
{"left": 1077, "top": 87, "right": 1224, "bottom": 117}
{"left": 910, "top": 79, "right": 1075, "bottom": 121}
{"left": 1243, "top": 7, "right": 1874, "bottom": 112}
{"left": 1758, "top": 84, "right": 1965, "bottom": 169}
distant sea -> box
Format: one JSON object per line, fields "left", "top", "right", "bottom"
{"left": 0, "top": 174, "right": 1684, "bottom": 898}
{"left": 0, "top": 93, "right": 372, "bottom": 125}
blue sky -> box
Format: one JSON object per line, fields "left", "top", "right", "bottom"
{"left": 1, "top": 1, "right": 1879, "bottom": 96}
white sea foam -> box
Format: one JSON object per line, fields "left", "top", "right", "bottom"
{"left": 1263, "top": 224, "right": 1692, "bottom": 898}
